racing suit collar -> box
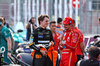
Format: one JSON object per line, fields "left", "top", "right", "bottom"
{"left": 64, "top": 29, "right": 71, "bottom": 32}
{"left": 39, "top": 26, "right": 47, "bottom": 30}
{"left": 71, "top": 27, "right": 74, "bottom": 30}
{"left": 64, "top": 27, "right": 74, "bottom": 32}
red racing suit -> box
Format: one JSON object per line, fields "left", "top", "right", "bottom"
{"left": 75, "top": 27, "right": 84, "bottom": 56}
{"left": 59, "top": 28, "right": 80, "bottom": 66}
{"left": 53, "top": 32, "right": 60, "bottom": 51}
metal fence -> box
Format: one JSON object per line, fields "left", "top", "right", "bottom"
{"left": 0, "top": 0, "right": 100, "bottom": 34}
{"left": 0, "top": 0, "right": 11, "bottom": 25}
{"left": 80, "top": 0, "right": 100, "bottom": 34}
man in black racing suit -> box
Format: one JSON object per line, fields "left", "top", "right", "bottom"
{"left": 29, "top": 14, "right": 55, "bottom": 66}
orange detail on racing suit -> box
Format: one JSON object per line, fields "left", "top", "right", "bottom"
{"left": 31, "top": 47, "right": 47, "bottom": 58}
{"left": 31, "top": 46, "right": 58, "bottom": 66}
{"left": 31, "top": 50, "right": 36, "bottom": 58}
{"left": 59, "top": 28, "right": 80, "bottom": 66}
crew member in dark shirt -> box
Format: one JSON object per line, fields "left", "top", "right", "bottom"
{"left": 77, "top": 46, "right": 100, "bottom": 66}
{"left": 26, "top": 17, "right": 37, "bottom": 41}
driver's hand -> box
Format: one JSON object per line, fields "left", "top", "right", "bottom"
{"left": 59, "top": 41, "right": 63, "bottom": 46}
{"left": 7, "top": 52, "right": 11, "bottom": 57}
{"left": 50, "top": 41, "right": 54, "bottom": 46}
{"left": 40, "top": 50, "right": 48, "bottom": 56}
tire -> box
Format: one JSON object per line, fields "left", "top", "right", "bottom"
{"left": 17, "top": 53, "right": 32, "bottom": 66}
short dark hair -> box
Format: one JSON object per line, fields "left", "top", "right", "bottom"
{"left": 57, "top": 17, "right": 62, "bottom": 24}
{"left": 31, "top": 17, "right": 35, "bottom": 19}
{"left": 73, "top": 19, "right": 75, "bottom": 23}
{"left": 88, "top": 46, "right": 100, "bottom": 58}
{"left": 38, "top": 14, "right": 49, "bottom": 25}
{"left": 49, "top": 21, "right": 56, "bottom": 26}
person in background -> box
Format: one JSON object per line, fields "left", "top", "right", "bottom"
{"left": 26, "top": 17, "right": 37, "bottom": 41}
{"left": 77, "top": 46, "right": 100, "bottom": 66}
{"left": 94, "top": 17, "right": 100, "bottom": 39}
{"left": 59, "top": 17, "right": 80, "bottom": 66}
{"left": 56, "top": 17, "right": 64, "bottom": 35}
{"left": 1, "top": 16, "right": 9, "bottom": 28}
{"left": 0, "top": 17, "right": 11, "bottom": 64}
{"left": 49, "top": 21, "right": 61, "bottom": 66}
{"left": 1, "top": 17, "right": 15, "bottom": 52}
{"left": 49, "top": 21, "right": 60, "bottom": 51}
{"left": 72, "top": 20, "right": 85, "bottom": 65}
{"left": 56, "top": 18, "right": 64, "bottom": 56}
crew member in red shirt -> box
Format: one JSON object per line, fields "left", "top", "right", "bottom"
{"left": 49, "top": 21, "right": 60, "bottom": 51}
{"left": 73, "top": 20, "right": 85, "bottom": 64}
{"left": 59, "top": 17, "right": 80, "bottom": 66}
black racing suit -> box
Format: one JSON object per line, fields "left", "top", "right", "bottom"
{"left": 29, "top": 27, "right": 55, "bottom": 66}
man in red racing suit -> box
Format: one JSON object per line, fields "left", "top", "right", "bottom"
{"left": 72, "top": 20, "right": 85, "bottom": 65}
{"left": 59, "top": 17, "right": 80, "bottom": 66}
{"left": 49, "top": 21, "right": 60, "bottom": 51}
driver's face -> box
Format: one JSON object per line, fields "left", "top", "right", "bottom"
{"left": 50, "top": 23, "right": 56, "bottom": 32}
{"left": 32, "top": 18, "right": 35, "bottom": 24}
{"left": 42, "top": 17, "right": 49, "bottom": 28}
{"left": 63, "top": 24, "right": 71, "bottom": 30}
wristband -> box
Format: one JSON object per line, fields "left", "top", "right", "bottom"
{"left": 8, "top": 51, "right": 11, "bottom": 52}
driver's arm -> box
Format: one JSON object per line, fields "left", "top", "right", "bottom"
{"left": 11, "top": 36, "right": 15, "bottom": 50}
{"left": 80, "top": 42, "right": 85, "bottom": 53}
{"left": 26, "top": 22, "right": 30, "bottom": 29}
{"left": 50, "top": 30, "right": 55, "bottom": 46}
{"left": 29, "top": 30, "right": 40, "bottom": 52}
